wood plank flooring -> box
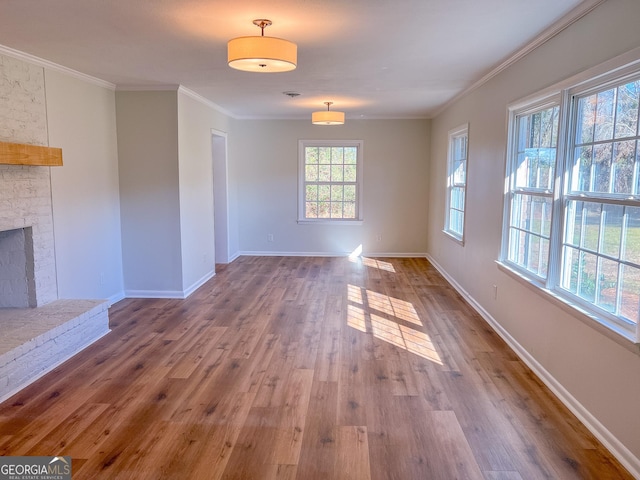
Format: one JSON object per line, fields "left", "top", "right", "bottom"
{"left": 0, "top": 256, "right": 633, "bottom": 479}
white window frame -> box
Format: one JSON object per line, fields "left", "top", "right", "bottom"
{"left": 298, "top": 140, "right": 364, "bottom": 224}
{"left": 500, "top": 57, "right": 640, "bottom": 345}
{"left": 444, "top": 123, "right": 469, "bottom": 243}
{"left": 501, "top": 96, "right": 562, "bottom": 287}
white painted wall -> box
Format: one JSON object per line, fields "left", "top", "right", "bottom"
{"left": 427, "top": 0, "right": 640, "bottom": 473}
{"left": 46, "top": 70, "right": 124, "bottom": 304}
{"left": 212, "top": 132, "right": 230, "bottom": 264}
{"left": 231, "top": 119, "right": 430, "bottom": 256}
{"left": 116, "top": 90, "right": 183, "bottom": 296}
{"left": 176, "top": 90, "right": 230, "bottom": 292}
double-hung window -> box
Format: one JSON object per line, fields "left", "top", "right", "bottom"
{"left": 504, "top": 102, "right": 560, "bottom": 280}
{"left": 502, "top": 66, "right": 640, "bottom": 343}
{"left": 444, "top": 124, "right": 469, "bottom": 242}
{"left": 298, "top": 140, "right": 363, "bottom": 223}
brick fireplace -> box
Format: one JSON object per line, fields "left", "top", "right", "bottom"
{"left": 0, "top": 164, "right": 58, "bottom": 307}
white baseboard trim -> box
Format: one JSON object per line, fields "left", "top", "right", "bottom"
{"left": 124, "top": 289, "right": 187, "bottom": 299}
{"left": 237, "top": 251, "right": 430, "bottom": 258}
{"left": 107, "top": 291, "right": 126, "bottom": 307}
{"left": 183, "top": 270, "right": 215, "bottom": 298}
{"left": 425, "top": 254, "right": 640, "bottom": 479}
{"left": 227, "top": 251, "right": 241, "bottom": 263}
{"left": 124, "top": 269, "right": 215, "bottom": 300}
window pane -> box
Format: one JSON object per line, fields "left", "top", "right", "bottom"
{"left": 331, "top": 147, "right": 344, "bottom": 164}
{"left": 592, "top": 143, "right": 613, "bottom": 193}
{"left": 577, "top": 251, "right": 597, "bottom": 303}
{"left": 573, "top": 146, "right": 592, "bottom": 192}
{"left": 318, "top": 201, "right": 330, "bottom": 218}
{"left": 620, "top": 264, "right": 640, "bottom": 323}
{"left": 344, "top": 165, "right": 357, "bottom": 182}
{"left": 582, "top": 202, "right": 601, "bottom": 251}
{"left": 526, "top": 235, "right": 541, "bottom": 273}
{"left": 602, "top": 204, "right": 623, "bottom": 258}
{"left": 540, "top": 239, "right": 550, "bottom": 277}
{"left": 623, "top": 206, "right": 640, "bottom": 264}
{"left": 532, "top": 196, "right": 552, "bottom": 237}
{"left": 319, "top": 147, "right": 331, "bottom": 164}
{"left": 508, "top": 227, "right": 548, "bottom": 276}
{"left": 344, "top": 185, "right": 356, "bottom": 202}
{"left": 331, "top": 165, "right": 344, "bottom": 182}
{"left": 453, "top": 136, "right": 467, "bottom": 160}
{"left": 318, "top": 185, "right": 330, "bottom": 201}
{"left": 564, "top": 200, "right": 583, "bottom": 247}
{"left": 306, "top": 147, "right": 319, "bottom": 164}
{"left": 573, "top": 82, "right": 640, "bottom": 199}
{"left": 612, "top": 140, "right": 635, "bottom": 194}
{"left": 319, "top": 165, "right": 331, "bottom": 182}
{"left": 453, "top": 160, "right": 466, "bottom": 184}
{"left": 511, "top": 193, "right": 527, "bottom": 230}
{"left": 344, "top": 202, "right": 356, "bottom": 218}
{"left": 615, "top": 82, "right": 640, "bottom": 139}
{"left": 508, "top": 229, "right": 525, "bottom": 265}
{"left": 344, "top": 147, "right": 357, "bottom": 164}
{"left": 306, "top": 185, "right": 318, "bottom": 201}
{"left": 450, "top": 210, "right": 463, "bottom": 235}
{"left": 562, "top": 246, "right": 580, "bottom": 294}
{"left": 330, "top": 202, "right": 343, "bottom": 218}
{"left": 596, "top": 257, "right": 619, "bottom": 313}
{"left": 515, "top": 106, "right": 558, "bottom": 189}
{"left": 306, "top": 202, "right": 318, "bottom": 218}
{"left": 576, "top": 95, "right": 596, "bottom": 144}
{"left": 450, "top": 187, "right": 465, "bottom": 210}
{"left": 510, "top": 194, "right": 551, "bottom": 239}
{"left": 637, "top": 146, "right": 640, "bottom": 195}
{"left": 305, "top": 165, "right": 318, "bottom": 182}
{"left": 594, "top": 88, "right": 615, "bottom": 142}
{"left": 331, "top": 185, "right": 343, "bottom": 202}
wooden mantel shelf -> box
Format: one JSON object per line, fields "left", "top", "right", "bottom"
{"left": 0, "top": 141, "right": 63, "bottom": 166}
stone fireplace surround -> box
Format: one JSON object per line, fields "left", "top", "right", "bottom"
{"left": 0, "top": 164, "right": 111, "bottom": 403}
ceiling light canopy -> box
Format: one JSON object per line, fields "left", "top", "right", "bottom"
{"left": 312, "top": 102, "right": 345, "bottom": 125}
{"left": 228, "top": 19, "right": 297, "bottom": 73}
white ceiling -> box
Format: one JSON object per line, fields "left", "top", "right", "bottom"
{"left": 0, "top": 0, "right": 593, "bottom": 120}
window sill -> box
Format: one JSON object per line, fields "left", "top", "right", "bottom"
{"left": 442, "top": 229, "right": 464, "bottom": 246}
{"left": 496, "top": 260, "right": 640, "bottom": 354}
{"left": 297, "top": 219, "right": 363, "bottom": 226}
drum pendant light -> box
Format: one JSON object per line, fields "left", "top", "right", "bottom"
{"left": 312, "top": 102, "right": 345, "bottom": 125}
{"left": 228, "top": 19, "right": 297, "bottom": 73}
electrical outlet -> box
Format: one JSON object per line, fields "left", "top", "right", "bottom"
{"left": 99, "top": 273, "right": 105, "bottom": 285}
{"left": 267, "top": 234, "right": 274, "bottom": 242}
{"left": 376, "top": 234, "right": 382, "bottom": 242}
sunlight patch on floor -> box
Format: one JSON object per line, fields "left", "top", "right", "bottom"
{"left": 346, "top": 284, "right": 442, "bottom": 365}
{"left": 361, "top": 257, "right": 396, "bottom": 273}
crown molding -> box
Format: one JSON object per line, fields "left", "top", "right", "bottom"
{"left": 177, "top": 86, "right": 237, "bottom": 119}
{"left": 115, "top": 84, "right": 236, "bottom": 118}
{"left": 116, "top": 84, "right": 180, "bottom": 92}
{"left": 432, "top": 0, "right": 606, "bottom": 118}
{"left": 0, "top": 44, "right": 116, "bottom": 90}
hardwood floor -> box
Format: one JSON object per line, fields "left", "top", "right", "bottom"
{"left": 0, "top": 256, "right": 632, "bottom": 479}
